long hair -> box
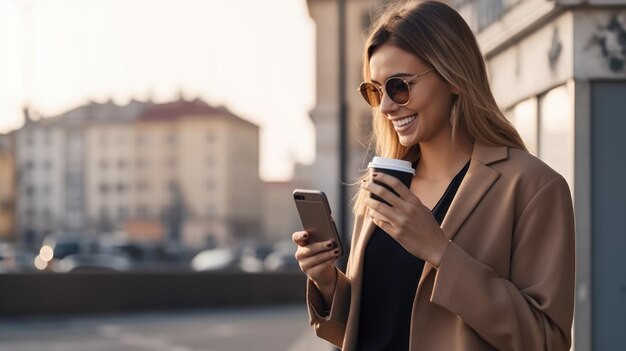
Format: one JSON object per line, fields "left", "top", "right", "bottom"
{"left": 353, "top": 0, "right": 526, "bottom": 215}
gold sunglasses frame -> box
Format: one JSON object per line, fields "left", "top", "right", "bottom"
{"left": 358, "top": 68, "right": 435, "bottom": 107}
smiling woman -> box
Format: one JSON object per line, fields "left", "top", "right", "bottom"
{"left": 293, "top": 1, "right": 576, "bottom": 350}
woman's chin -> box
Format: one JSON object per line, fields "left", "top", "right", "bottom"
{"left": 398, "top": 135, "right": 419, "bottom": 147}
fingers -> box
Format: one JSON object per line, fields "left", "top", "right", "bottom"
{"left": 362, "top": 172, "right": 417, "bottom": 207}
{"left": 299, "top": 246, "right": 341, "bottom": 272}
{"left": 361, "top": 177, "right": 405, "bottom": 208}
{"left": 294, "top": 240, "right": 336, "bottom": 261}
{"left": 365, "top": 201, "right": 396, "bottom": 232}
{"left": 292, "top": 231, "right": 309, "bottom": 246}
{"left": 293, "top": 239, "right": 340, "bottom": 284}
{"left": 364, "top": 197, "right": 395, "bottom": 221}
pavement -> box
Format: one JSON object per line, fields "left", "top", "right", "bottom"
{"left": 0, "top": 305, "right": 334, "bottom": 351}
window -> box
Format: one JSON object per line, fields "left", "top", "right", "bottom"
{"left": 539, "top": 85, "right": 574, "bottom": 187}
{"left": 43, "top": 184, "right": 51, "bottom": 196}
{"left": 137, "top": 134, "right": 148, "bottom": 145}
{"left": 137, "top": 205, "right": 149, "bottom": 217}
{"left": 25, "top": 184, "right": 35, "bottom": 196}
{"left": 118, "top": 206, "right": 128, "bottom": 220}
{"left": 508, "top": 97, "right": 538, "bottom": 156}
{"left": 166, "top": 158, "right": 177, "bottom": 167}
{"left": 207, "top": 132, "right": 215, "bottom": 143}
{"left": 167, "top": 133, "right": 178, "bottom": 145}
{"left": 136, "top": 181, "right": 149, "bottom": 192}
{"left": 136, "top": 159, "right": 147, "bottom": 168}
{"left": 167, "top": 179, "right": 178, "bottom": 191}
{"left": 99, "top": 183, "right": 109, "bottom": 194}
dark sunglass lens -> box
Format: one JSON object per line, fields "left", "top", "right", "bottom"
{"left": 359, "top": 83, "right": 381, "bottom": 107}
{"left": 386, "top": 78, "right": 410, "bottom": 105}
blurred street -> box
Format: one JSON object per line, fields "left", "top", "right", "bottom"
{"left": 0, "top": 305, "right": 333, "bottom": 351}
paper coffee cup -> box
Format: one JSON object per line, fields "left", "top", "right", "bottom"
{"left": 367, "top": 157, "right": 415, "bottom": 206}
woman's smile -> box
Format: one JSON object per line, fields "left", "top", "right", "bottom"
{"left": 392, "top": 113, "right": 418, "bottom": 132}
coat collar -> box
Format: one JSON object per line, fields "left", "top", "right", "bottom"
{"left": 351, "top": 141, "right": 508, "bottom": 289}
{"left": 417, "top": 141, "right": 507, "bottom": 287}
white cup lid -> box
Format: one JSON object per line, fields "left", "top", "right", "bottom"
{"left": 367, "top": 157, "right": 415, "bottom": 175}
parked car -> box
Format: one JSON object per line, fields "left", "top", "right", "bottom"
{"left": 190, "top": 247, "right": 240, "bottom": 272}
{"left": 264, "top": 241, "right": 299, "bottom": 272}
{"left": 238, "top": 244, "right": 273, "bottom": 273}
{"left": 41, "top": 233, "right": 97, "bottom": 260}
{"left": 52, "top": 252, "right": 133, "bottom": 273}
{"left": 0, "top": 243, "right": 37, "bottom": 273}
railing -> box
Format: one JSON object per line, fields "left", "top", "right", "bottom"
{"left": 0, "top": 272, "right": 307, "bottom": 315}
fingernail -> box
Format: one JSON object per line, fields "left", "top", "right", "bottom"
{"left": 362, "top": 179, "right": 366, "bottom": 182}
{"left": 334, "top": 249, "right": 340, "bottom": 255}
{"left": 326, "top": 241, "right": 334, "bottom": 248}
{"left": 303, "top": 233, "right": 309, "bottom": 238}
{"left": 372, "top": 173, "right": 378, "bottom": 177}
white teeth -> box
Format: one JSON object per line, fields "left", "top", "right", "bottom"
{"left": 394, "top": 115, "right": 416, "bottom": 128}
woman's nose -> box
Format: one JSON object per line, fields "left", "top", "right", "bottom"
{"left": 378, "top": 91, "right": 400, "bottom": 116}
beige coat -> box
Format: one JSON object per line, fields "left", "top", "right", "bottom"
{"left": 307, "top": 142, "right": 575, "bottom": 350}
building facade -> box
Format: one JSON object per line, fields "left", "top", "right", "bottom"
{"left": 14, "top": 110, "right": 66, "bottom": 246}
{"left": 455, "top": 0, "right": 626, "bottom": 348}
{"left": 133, "top": 99, "right": 262, "bottom": 248}
{"left": 12, "top": 98, "right": 261, "bottom": 251}
{"left": 0, "top": 132, "right": 16, "bottom": 241}
{"left": 262, "top": 181, "right": 305, "bottom": 243}
{"left": 306, "top": 0, "right": 389, "bottom": 223}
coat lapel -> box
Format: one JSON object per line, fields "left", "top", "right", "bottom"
{"left": 417, "top": 142, "right": 507, "bottom": 288}
{"left": 349, "top": 215, "right": 376, "bottom": 278}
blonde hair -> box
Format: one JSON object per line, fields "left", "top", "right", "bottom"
{"left": 353, "top": 0, "right": 526, "bottom": 215}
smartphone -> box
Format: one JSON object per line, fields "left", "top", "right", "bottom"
{"left": 293, "top": 189, "right": 343, "bottom": 257}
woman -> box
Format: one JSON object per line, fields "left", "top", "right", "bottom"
{"left": 292, "top": 1, "right": 575, "bottom": 350}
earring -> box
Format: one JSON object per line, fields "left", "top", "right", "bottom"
{"left": 450, "top": 105, "right": 456, "bottom": 125}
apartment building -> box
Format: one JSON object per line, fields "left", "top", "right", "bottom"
{"left": 131, "top": 99, "right": 261, "bottom": 248}
{"left": 14, "top": 110, "right": 66, "bottom": 246}
{"left": 84, "top": 99, "right": 151, "bottom": 233}
{"left": 0, "top": 132, "right": 16, "bottom": 240}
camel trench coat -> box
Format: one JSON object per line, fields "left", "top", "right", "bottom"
{"left": 306, "top": 142, "right": 575, "bottom": 350}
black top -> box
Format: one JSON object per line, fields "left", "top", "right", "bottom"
{"left": 356, "top": 160, "right": 470, "bottom": 350}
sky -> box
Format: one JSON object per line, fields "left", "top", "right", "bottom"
{"left": 0, "top": 0, "right": 316, "bottom": 181}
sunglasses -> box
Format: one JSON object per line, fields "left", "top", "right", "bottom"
{"left": 358, "top": 68, "right": 435, "bottom": 107}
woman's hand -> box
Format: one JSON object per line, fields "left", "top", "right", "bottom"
{"left": 361, "top": 172, "right": 450, "bottom": 267}
{"left": 292, "top": 231, "right": 340, "bottom": 289}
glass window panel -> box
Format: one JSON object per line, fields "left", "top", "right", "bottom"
{"left": 539, "top": 84, "right": 574, "bottom": 189}
{"left": 509, "top": 97, "right": 538, "bottom": 156}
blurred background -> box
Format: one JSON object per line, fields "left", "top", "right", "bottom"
{"left": 0, "top": 0, "right": 624, "bottom": 350}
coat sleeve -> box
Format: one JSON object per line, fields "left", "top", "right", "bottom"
{"left": 430, "top": 176, "right": 575, "bottom": 350}
{"left": 306, "top": 267, "right": 351, "bottom": 348}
